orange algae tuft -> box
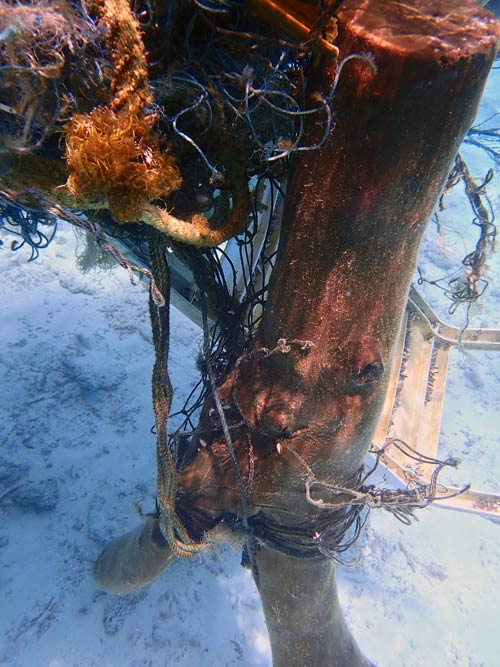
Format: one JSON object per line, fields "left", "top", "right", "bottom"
{"left": 64, "top": 0, "right": 182, "bottom": 223}
{"left": 65, "top": 106, "right": 182, "bottom": 222}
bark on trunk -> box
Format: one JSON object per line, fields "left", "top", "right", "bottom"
{"left": 254, "top": 548, "right": 376, "bottom": 667}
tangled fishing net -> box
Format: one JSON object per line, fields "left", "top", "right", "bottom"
{"left": 0, "top": 0, "right": 489, "bottom": 562}
{"left": 0, "top": 0, "right": 339, "bottom": 235}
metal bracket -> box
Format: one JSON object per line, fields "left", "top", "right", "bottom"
{"left": 372, "top": 286, "right": 500, "bottom": 522}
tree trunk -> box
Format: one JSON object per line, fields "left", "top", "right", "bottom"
{"left": 177, "top": 0, "right": 499, "bottom": 525}
{"left": 95, "top": 1, "right": 500, "bottom": 665}
{"left": 254, "top": 548, "right": 375, "bottom": 667}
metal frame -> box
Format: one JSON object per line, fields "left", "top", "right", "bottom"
{"left": 372, "top": 286, "right": 500, "bottom": 522}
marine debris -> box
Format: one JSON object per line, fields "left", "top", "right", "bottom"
{"left": 1, "top": 0, "right": 500, "bottom": 590}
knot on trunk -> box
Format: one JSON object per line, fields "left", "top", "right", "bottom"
{"left": 349, "top": 341, "right": 385, "bottom": 386}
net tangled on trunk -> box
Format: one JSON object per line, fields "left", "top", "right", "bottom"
{"left": 0, "top": 0, "right": 479, "bottom": 562}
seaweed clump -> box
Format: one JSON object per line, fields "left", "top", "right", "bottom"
{"left": 64, "top": 0, "right": 182, "bottom": 222}
{"left": 65, "top": 107, "right": 182, "bottom": 222}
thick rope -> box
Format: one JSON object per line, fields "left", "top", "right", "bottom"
{"left": 148, "top": 232, "right": 206, "bottom": 557}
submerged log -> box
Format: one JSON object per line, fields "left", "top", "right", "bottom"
{"left": 95, "top": 0, "right": 500, "bottom": 665}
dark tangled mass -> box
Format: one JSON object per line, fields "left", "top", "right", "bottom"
{"left": 0, "top": 0, "right": 498, "bottom": 560}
